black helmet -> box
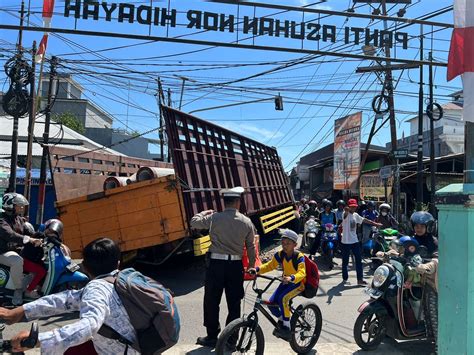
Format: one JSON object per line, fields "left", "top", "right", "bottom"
{"left": 44, "top": 219, "right": 64, "bottom": 241}
{"left": 367, "top": 201, "right": 376, "bottom": 208}
{"left": 323, "top": 200, "right": 333, "bottom": 209}
{"left": 336, "top": 200, "right": 346, "bottom": 208}
{"left": 410, "top": 211, "right": 436, "bottom": 234}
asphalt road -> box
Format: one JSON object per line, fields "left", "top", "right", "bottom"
{"left": 0, "top": 240, "right": 433, "bottom": 354}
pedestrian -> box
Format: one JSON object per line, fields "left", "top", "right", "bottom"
{"left": 190, "top": 186, "right": 257, "bottom": 348}
{"left": 361, "top": 201, "right": 379, "bottom": 243}
{"left": 249, "top": 229, "right": 305, "bottom": 340}
{"left": 341, "top": 199, "right": 382, "bottom": 286}
{"left": 0, "top": 238, "right": 138, "bottom": 354}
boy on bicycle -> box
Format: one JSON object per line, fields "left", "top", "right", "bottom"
{"left": 249, "top": 229, "right": 306, "bottom": 340}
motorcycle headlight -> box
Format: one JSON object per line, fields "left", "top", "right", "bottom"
{"left": 307, "top": 222, "right": 316, "bottom": 228}
{"left": 373, "top": 265, "right": 390, "bottom": 288}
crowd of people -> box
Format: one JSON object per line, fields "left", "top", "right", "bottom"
{"left": 0, "top": 189, "right": 439, "bottom": 353}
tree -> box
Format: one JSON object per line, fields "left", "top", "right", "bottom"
{"left": 52, "top": 112, "right": 85, "bottom": 134}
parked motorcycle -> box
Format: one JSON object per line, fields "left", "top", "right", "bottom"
{"left": 353, "top": 249, "right": 437, "bottom": 351}
{"left": 302, "top": 217, "right": 320, "bottom": 250}
{"left": 0, "top": 232, "right": 89, "bottom": 304}
{"left": 321, "top": 223, "right": 338, "bottom": 270}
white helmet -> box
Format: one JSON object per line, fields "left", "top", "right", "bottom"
{"left": 379, "top": 203, "right": 391, "bottom": 211}
{"left": 2, "top": 193, "right": 29, "bottom": 211}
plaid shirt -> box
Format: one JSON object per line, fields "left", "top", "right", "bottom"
{"left": 23, "top": 271, "right": 138, "bottom": 354}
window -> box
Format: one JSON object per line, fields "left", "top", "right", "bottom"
{"left": 78, "top": 157, "right": 89, "bottom": 163}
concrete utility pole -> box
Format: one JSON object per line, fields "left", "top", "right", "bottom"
{"left": 157, "top": 78, "right": 165, "bottom": 161}
{"left": 36, "top": 56, "right": 57, "bottom": 225}
{"left": 24, "top": 41, "right": 37, "bottom": 216}
{"left": 417, "top": 28, "right": 424, "bottom": 210}
{"left": 380, "top": 0, "right": 400, "bottom": 221}
{"left": 428, "top": 51, "right": 437, "bottom": 217}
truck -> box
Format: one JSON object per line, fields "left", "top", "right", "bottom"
{"left": 57, "top": 107, "right": 295, "bottom": 264}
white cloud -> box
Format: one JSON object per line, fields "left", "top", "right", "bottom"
{"left": 218, "top": 122, "right": 283, "bottom": 141}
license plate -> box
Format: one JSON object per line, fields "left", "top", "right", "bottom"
{"left": 67, "top": 263, "right": 80, "bottom": 273}
{"left": 365, "top": 287, "right": 383, "bottom": 299}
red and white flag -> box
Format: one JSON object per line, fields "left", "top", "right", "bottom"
{"left": 448, "top": 0, "right": 474, "bottom": 121}
{"left": 35, "top": 0, "right": 55, "bottom": 63}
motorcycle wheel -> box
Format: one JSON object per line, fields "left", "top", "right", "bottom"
{"left": 423, "top": 285, "right": 438, "bottom": 345}
{"left": 328, "top": 249, "right": 334, "bottom": 270}
{"left": 354, "top": 308, "right": 386, "bottom": 351}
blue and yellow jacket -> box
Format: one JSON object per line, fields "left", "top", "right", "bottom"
{"left": 257, "top": 250, "right": 306, "bottom": 290}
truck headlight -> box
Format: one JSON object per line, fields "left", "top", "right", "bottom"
{"left": 373, "top": 265, "right": 390, "bottom": 288}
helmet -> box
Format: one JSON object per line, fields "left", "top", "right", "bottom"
{"left": 336, "top": 200, "right": 346, "bottom": 208}
{"left": 323, "top": 200, "right": 333, "bottom": 209}
{"left": 367, "top": 201, "right": 376, "bottom": 208}
{"left": 410, "top": 211, "right": 436, "bottom": 234}
{"left": 23, "top": 222, "right": 35, "bottom": 235}
{"left": 300, "top": 198, "right": 307, "bottom": 204}
{"left": 399, "top": 236, "right": 419, "bottom": 255}
{"left": 2, "top": 193, "right": 29, "bottom": 211}
{"left": 308, "top": 200, "right": 317, "bottom": 206}
{"left": 379, "top": 203, "right": 391, "bottom": 212}
{"left": 321, "top": 198, "right": 329, "bottom": 205}
{"left": 44, "top": 219, "right": 64, "bottom": 241}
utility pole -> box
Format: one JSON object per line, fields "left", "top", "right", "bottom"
{"left": 417, "top": 28, "right": 424, "bottom": 210}
{"left": 380, "top": 0, "right": 400, "bottom": 220}
{"left": 428, "top": 51, "right": 437, "bottom": 217}
{"left": 24, "top": 40, "right": 37, "bottom": 217}
{"left": 157, "top": 78, "right": 165, "bottom": 161}
{"left": 36, "top": 56, "right": 57, "bottom": 225}
{"left": 7, "top": 0, "right": 26, "bottom": 193}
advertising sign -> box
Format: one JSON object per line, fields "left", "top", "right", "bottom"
{"left": 333, "top": 112, "right": 362, "bottom": 191}
{"left": 360, "top": 174, "right": 393, "bottom": 199}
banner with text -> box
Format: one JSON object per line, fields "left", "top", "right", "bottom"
{"left": 333, "top": 112, "right": 361, "bottom": 191}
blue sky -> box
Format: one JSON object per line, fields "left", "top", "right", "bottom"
{"left": 0, "top": 0, "right": 461, "bottom": 170}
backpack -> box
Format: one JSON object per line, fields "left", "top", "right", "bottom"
{"left": 98, "top": 268, "right": 180, "bottom": 355}
{"left": 278, "top": 251, "right": 320, "bottom": 299}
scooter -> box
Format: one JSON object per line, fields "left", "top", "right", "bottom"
{"left": 320, "top": 223, "right": 338, "bottom": 270}
{"left": 361, "top": 226, "right": 378, "bottom": 258}
{"left": 353, "top": 251, "right": 436, "bottom": 351}
{"left": 0, "top": 234, "right": 89, "bottom": 304}
{"left": 302, "top": 217, "right": 320, "bottom": 250}
{"left": 371, "top": 228, "right": 399, "bottom": 270}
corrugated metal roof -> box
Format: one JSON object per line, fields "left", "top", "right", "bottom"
{"left": 0, "top": 115, "right": 123, "bottom": 157}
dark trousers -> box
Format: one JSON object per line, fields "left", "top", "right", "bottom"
{"left": 309, "top": 231, "right": 322, "bottom": 256}
{"left": 341, "top": 242, "right": 363, "bottom": 281}
{"left": 204, "top": 259, "right": 244, "bottom": 338}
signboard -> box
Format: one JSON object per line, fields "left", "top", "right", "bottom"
{"left": 333, "top": 112, "right": 362, "bottom": 191}
{"left": 392, "top": 149, "right": 409, "bottom": 159}
{"left": 379, "top": 165, "right": 393, "bottom": 179}
{"left": 360, "top": 174, "right": 393, "bottom": 199}
{"left": 1, "top": 1, "right": 451, "bottom": 68}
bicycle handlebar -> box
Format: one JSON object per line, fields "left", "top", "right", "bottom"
{"left": 246, "top": 272, "right": 282, "bottom": 295}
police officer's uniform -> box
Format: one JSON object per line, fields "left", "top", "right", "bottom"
{"left": 190, "top": 187, "right": 257, "bottom": 346}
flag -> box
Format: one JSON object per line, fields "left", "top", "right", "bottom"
{"left": 42, "top": 0, "right": 55, "bottom": 25}
{"left": 35, "top": 34, "right": 48, "bottom": 64}
{"left": 448, "top": 0, "right": 474, "bottom": 122}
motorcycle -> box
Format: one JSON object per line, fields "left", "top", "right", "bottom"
{"left": 320, "top": 223, "right": 338, "bottom": 270}
{"left": 0, "top": 233, "right": 89, "bottom": 304}
{"left": 353, "top": 249, "right": 437, "bottom": 351}
{"left": 302, "top": 217, "right": 320, "bottom": 250}
{"left": 361, "top": 226, "right": 378, "bottom": 258}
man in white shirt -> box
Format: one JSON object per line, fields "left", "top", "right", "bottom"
{"left": 341, "top": 199, "right": 382, "bottom": 286}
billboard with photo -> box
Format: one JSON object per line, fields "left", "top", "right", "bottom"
{"left": 333, "top": 112, "right": 362, "bottom": 191}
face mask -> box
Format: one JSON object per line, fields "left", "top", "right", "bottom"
{"left": 381, "top": 212, "right": 388, "bottom": 217}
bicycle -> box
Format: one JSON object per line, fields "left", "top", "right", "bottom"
{"left": 215, "top": 273, "right": 322, "bottom": 354}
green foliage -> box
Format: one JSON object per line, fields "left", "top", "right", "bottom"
{"left": 52, "top": 112, "right": 85, "bottom": 134}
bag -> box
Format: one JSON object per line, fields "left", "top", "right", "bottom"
{"left": 98, "top": 268, "right": 180, "bottom": 355}
{"left": 278, "top": 252, "right": 320, "bottom": 299}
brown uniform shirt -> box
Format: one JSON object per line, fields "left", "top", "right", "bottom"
{"left": 190, "top": 208, "right": 256, "bottom": 267}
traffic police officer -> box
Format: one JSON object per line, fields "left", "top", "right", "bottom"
{"left": 190, "top": 186, "right": 257, "bottom": 348}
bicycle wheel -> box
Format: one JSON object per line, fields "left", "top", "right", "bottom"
{"left": 215, "top": 318, "right": 265, "bottom": 355}
{"left": 290, "top": 302, "right": 322, "bottom": 354}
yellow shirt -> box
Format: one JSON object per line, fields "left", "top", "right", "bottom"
{"left": 258, "top": 250, "right": 306, "bottom": 284}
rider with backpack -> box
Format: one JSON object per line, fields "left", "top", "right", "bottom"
{"left": 0, "top": 238, "right": 180, "bottom": 354}
{"left": 249, "top": 229, "right": 319, "bottom": 341}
